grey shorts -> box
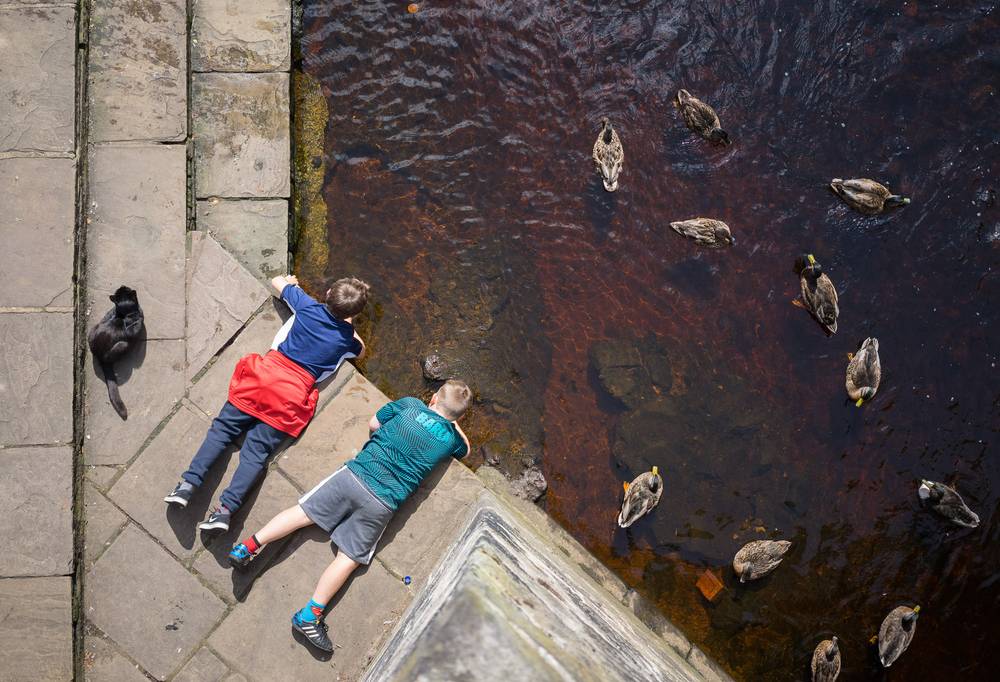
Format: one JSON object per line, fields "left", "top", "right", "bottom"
{"left": 298, "top": 467, "right": 393, "bottom": 565}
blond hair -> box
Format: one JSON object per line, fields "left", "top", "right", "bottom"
{"left": 325, "top": 277, "right": 370, "bottom": 319}
{"left": 436, "top": 379, "right": 472, "bottom": 420}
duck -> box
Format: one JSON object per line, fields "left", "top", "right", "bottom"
{"left": 732, "top": 539, "right": 792, "bottom": 582}
{"left": 918, "top": 480, "right": 980, "bottom": 528}
{"left": 846, "top": 337, "right": 881, "bottom": 406}
{"left": 593, "top": 117, "right": 624, "bottom": 192}
{"left": 675, "top": 89, "right": 731, "bottom": 145}
{"left": 872, "top": 605, "right": 920, "bottom": 667}
{"left": 811, "top": 636, "right": 842, "bottom": 682}
{"left": 669, "top": 218, "right": 735, "bottom": 247}
{"left": 793, "top": 254, "right": 839, "bottom": 335}
{"left": 830, "top": 178, "right": 910, "bottom": 215}
{"left": 617, "top": 466, "right": 663, "bottom": 528}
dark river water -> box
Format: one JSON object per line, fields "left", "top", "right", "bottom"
{"left": 296, "top": 1, "right": 999, "bottom": 679}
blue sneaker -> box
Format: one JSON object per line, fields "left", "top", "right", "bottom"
{"left": 292, "top": 613, "right": 333, "bottom": 652}
{"left": 228, "top": 543, "right": 256, "bottom": 569}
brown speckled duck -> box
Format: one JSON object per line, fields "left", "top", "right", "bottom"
{"left": 794, "top": 254, "right": 839, "bottom": 335}
{"left": 593, "top": 117, "right": 624, "bottom": 192}
{"left": 846, "top": 337, "right": 881, "bottom": 406}
{"left": 675, "top": 89, "right": 731, "bottom": 145}
{"left": 732, "top": 539, "right": 792, "bottom": 582}
{"left": 617, "top": 466, "right": 663, "bottom": 528}
{"left": 830, "top": 178, "right": 910, "bottom": 215}
{"left": 811, "top": 636, "right": 841, "bottom": 682}
{"left": 669, "top": 218, "right": 735, "bottom": 247}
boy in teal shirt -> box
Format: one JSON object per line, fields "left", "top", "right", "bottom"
{"left": 226, "top": 379, "right": 472, "bottom": 652}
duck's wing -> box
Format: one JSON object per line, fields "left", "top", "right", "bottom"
{"left": 682, "top": 97, "right": 720, "bottom": 131}
{"left": 839, "top": 178, "right": 889, "bottom": 197}
{"left": 937, "top": 485, "right": 980, "bottom": 527}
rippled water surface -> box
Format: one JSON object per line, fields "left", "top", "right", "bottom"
{"left": 296, "top": 1, "right": 998, "bottom": 679}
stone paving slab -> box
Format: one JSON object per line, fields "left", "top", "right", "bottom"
{"left": 0, "top": 6, "right": 75, "bottom": 153}
{"left": 84, "top": 338, "right": 185, "bottom": 465}
{"left": 192, "top": 72, "right": 290, "bottom": 198}
{"left": 83, "top": 627, "right": 149, "bottom": 682}
{"left": 192, "top": 469, "right": 301, "bottom": 602}
{"left": 197, "top": 199, "right": 289, "bottom": 283}
{"left": 87, "top": 525, "right": 227, "bottom": 680}
{"left": 0, "top": 576, "right": 72, "bottom": 681}
{"left": 187, "top": 298, "right": 290, "bottom": 416}
{"left": 0, "top": 446, "right": 73, "bottom": 577}
{"left": 86, "top": 143, "right": 187, "bottom": 339}
{"left": 0, "top": 312, "right": 73, "bottom": 447}
{"left": 85, "top": 464, "right": 122, "bottom": 490}
{"left": 187, "top": 232, "right": 271, "bottom": 379}
{"left": 174, "top": 646, "right": 230, "bottom": 682}
{"left": 83, "top": 480, "right": 127, "bottom": 570}
{"left": 108, "top": 402, "right": 216, "bottom": 561}
{"left": 192, "top": 0, "right": 291, "bottom": 73}
{"left": 0, "top": 157, "right": 75, "bottom": 308}
{"left": 276, "top": 370, "right": 386, "bottom": 491}
{"left": 376, "top": 460, "right": 483, "bottom": 585}
{"left": 209, "top": 527, "right": 411, "bottom": 681}
{"left": 88, "top": 0, "right": 187, "bottom": 142}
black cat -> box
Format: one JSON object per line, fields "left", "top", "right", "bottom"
{"left": 88, "top": 286, "right": 145, "bottom": 420}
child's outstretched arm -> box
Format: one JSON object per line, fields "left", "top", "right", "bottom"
{"left": 270, "top": 274, "right": 299, "bottom": 297}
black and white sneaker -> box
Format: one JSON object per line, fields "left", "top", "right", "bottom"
{"left": 164, "top": 481, "right": 194, "bottom": 507}
{"left": 198, "top": 507, "right": 231, "bottom": 531}
{"left": 292, "top": 614, "right": 333, "bottom": 652}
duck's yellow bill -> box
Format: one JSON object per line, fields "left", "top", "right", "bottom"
{"left": 651, "top": 465, "right": 659, "bottom": 476}
{"left": 855, "top": 398, "right": 864, "bottom": 407}
{"left": 807, "top": 254, "right": 816, "bottom": 265}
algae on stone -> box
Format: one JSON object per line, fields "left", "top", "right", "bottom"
{"left": 291, "top": 69, "right": 329, "bottom": 285}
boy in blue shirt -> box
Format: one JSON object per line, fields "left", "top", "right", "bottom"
{"left": 226, "top": 380, "right": 472, "bottom": 653}
{"left": 164, "top": 274, "right": 369, "bottom": 532}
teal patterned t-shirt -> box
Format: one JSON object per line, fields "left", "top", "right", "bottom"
{"left": 346, "top": 397, "right": 468, "bottom": 510}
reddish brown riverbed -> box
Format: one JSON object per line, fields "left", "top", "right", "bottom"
{"left": 296, "top": 1, "right": 999, "bottom": 679}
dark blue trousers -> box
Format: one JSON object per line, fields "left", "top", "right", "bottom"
{"left": 182, "top": 401, "right": 287, "bottom": 512}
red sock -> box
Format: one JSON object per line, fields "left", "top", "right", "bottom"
{"left": 244, "top": 534, "right": 261, "bottom": 553}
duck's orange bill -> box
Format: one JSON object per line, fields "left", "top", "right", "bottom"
{"left": 623, "top": 481, "right": 630, "bottom": 492}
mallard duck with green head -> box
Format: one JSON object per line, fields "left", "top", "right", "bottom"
{"left": 794, "top": 254, "right": 839, "bottom": 335}
{"left": 872, "top": 605, "right": 920, "bottom": 667}
{"left": 618, "top": 466, "right": 663, "bottom": 528}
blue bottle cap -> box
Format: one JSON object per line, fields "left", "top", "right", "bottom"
{"left": 403, "top": 576, "right": 412, "bottom": 585}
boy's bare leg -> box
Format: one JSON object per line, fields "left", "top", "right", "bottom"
{"left": 254, "top": 504, "right": 313, "bottom": 546}
{"left": 311, "top": 552, "right": 360, "bottom": 606}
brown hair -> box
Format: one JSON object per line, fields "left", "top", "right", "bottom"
{"left": 325, "top": 277, "right": 370, "bottom": 319}
{"left": 436, "top": 379, "right": 472, "bottom": 420}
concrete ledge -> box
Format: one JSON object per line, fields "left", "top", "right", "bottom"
{"left": 197, "top": 199, "right": 289, "bottom": 284}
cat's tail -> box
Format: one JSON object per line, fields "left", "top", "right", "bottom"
{"left": 101, "top": 362, "right": 128, "bottom": 420}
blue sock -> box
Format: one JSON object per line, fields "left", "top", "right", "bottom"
{"left": 295, "top": 599, "right": 325, "bottom": 623}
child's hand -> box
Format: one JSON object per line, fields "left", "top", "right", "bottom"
{"left": 285, "top": 275, "right": 299, "bottom": 286}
